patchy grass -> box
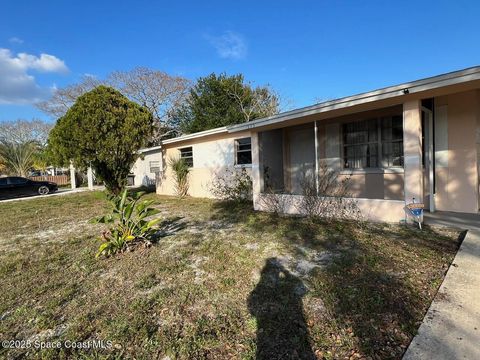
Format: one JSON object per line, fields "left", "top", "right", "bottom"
{"left": 0, "top": 192, "right": 462, "bottom": 359}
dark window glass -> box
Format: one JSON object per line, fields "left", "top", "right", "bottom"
{"left": 0, "top": 178, "right": 7, "bottom": 185}
{"left": 343, "top": 116, "right": 403, "bottom": 169}
{"left": 343, "top": 119, "right": 378, "bottom": 169}
{"left": 180, "top": 147, "right": 194, "bottom": 168}
{"left": 8, "top": 177, "right": 28, "bottom": 184}
{"left": 381, "top": 116, "right": 404, "bottom": 167}
{"left": 235, "top": 137, "right": 252, "bottom": 165}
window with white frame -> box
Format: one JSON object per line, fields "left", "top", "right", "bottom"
{"left": 149, "top": 161, "right": 161, "bottom": 173}
{"left": 235, "top": 137, "right": 252, "bottom": 165}
{"left": 343, "top": 115, "right": 403, "bottom": 169}
{"left": 179, "top": 147, "right": 194, "bottom": 167}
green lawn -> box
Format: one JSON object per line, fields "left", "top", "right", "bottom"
{"left": 0, "top": 191, "right": 462, "bottom": 359}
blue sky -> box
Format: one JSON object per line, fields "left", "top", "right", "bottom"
{"left": 1, "top": 0, "right": 479, "bottom": 122}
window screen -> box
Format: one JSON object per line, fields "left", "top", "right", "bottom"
{"left": 180, "top": 147, "right": 193, "bottom": 168}
{"left": 343, "top": 116, "right": 403, "bottom": 169}
{"left": 235, "top": 137, "right": 252, "bottom": 165}
{"left": 149, "top": 161, "right": 161, "bottom": 173}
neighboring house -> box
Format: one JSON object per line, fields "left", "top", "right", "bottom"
{"left": 131, "top": 145, "right": 163, "bottom": 187}
{"left": 141, "top": 66, "right": 480, "bottom": 222}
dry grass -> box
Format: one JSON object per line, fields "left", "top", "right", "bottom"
{"left": 0, "top": 191, "right": 462, "bottom": 359}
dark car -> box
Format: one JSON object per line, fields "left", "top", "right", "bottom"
{"left": 0, "top": 177, "right": 58, "bottom": 199}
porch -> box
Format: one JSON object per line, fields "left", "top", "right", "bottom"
{"left": 250, "top": 91, "right": 480, "bottom": 222}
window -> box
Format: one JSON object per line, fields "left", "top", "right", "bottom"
{"left": 180, "top": 147, "right": 193, "bottom": 167}
{"left": 0, "top": 178, "right": 7, "bottom": 186}
{"left": 343, "top": 119, "right": 378, "bottom": 168}
{"left": 235, "top": 137, "right": 252, "bottom": 165}
{"left": 343, "top": 116, "right": 403, "bottom": 169}
{"left": 8, "top": 177, "right": 28, "bottom": 184}
{"left": 381, "top": 116, "right": 403, "bottom": 167}
{"left": 149, "top": 161, "right": 161, "bottom": 173}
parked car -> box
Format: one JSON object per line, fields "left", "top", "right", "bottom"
{"left": 0, "top": 177, "right": 58, "bottom": 199}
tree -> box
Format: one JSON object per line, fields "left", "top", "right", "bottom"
{"left": 0, "top": 141, "right": 38, "bottom": 177}
{"left": 48, "top": 86, "right": 154, "bottom": 194}
{"left": 175, "top": 73, "right": 281, "bottom": 134}
{"left": 37, "top": 68, "right": 190, "bottom": 142}
{"left": 0, "top": 119, "right": 53, "bottom": 146}
{"left": 107, "top": 67, "right": 190, "bottom": 139}
{"left": 229, "top": 83, "right": 281, "bottom": 122}
{"left": 0, "top": 119, "right": 53, "bottom": 176}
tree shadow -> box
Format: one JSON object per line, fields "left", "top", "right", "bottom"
{"left": 248, "top": 257, "right": 316, "bottom": 360}
{"left": 152, "top": 216, "right": 187, "bottom": 240}
{"left": 209, "top": 200, "right": 255, "bottom": 225}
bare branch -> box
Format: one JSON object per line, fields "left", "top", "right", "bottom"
{"left": 0, "top": 119, "right": 53, "bottom": 146}
{"left": 36, "top": 68, "right": 191, "bottom": 143}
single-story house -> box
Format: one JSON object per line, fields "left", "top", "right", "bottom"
{"left": 136, "top": 66, "right": 480, "bottom": 222}
{"left": 133, "top": 127, "right": 253, "bottom": 196}
{"left": 131, "top": 145, "right": 163, "bottom": 187}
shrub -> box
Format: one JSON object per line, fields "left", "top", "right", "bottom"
{"left": 168, "top": 157, "right": 190, "bottom": 197}
{"left": 256, "top": 166, "right": 292, "bottom": 215}
{"left": 92, "top": 190, "right": 160, "bottom": 257}
{"left": 297, "top": 163, "right": 362, "bottom": 221}
{"left": 210, "top": 167, "right": 252, "bottom": 202}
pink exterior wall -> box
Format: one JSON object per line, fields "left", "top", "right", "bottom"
{"left": 253, "top": 193, "right": 406, "bottom": 222}
{"left": 282, "top": 107, "right": 405, "bottom": 201}
{"left": 434, "top": 90, "right": 479, "bottom": 213}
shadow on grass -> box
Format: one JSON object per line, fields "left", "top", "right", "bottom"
{"left": 210, "top": 200, "right": 463, "bottom": 358}
{"left": 248, "top": 257, "right": 316, "bottom": 360}
{"left": 209, "top": 200, "right": 255, "bottom": 225}
{"left": 154, "top": 216, "right": 188, "bottom": 239}
{"left": 313, "top": 223, "right": 464, "bottom": 358}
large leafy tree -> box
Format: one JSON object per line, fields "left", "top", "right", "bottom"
{"left": 175, "top": 73, "right": 281, "bottom": 134}
{"left": 48, "top": 86, "right": 154, "bottom": 194}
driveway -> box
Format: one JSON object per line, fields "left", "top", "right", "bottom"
{"left": 403, "top": 211, "right": 480, "bottom": 360}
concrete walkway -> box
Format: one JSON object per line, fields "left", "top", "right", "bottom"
{"left": 403, "top": 211, "right": 480, "bottom": 360}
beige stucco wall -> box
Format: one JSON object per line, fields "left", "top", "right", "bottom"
{"left": 157, "top": 131, "right": 252, "bottom": 198}
{"left": 132, "top": 149, "right": 162, "bottom": 187}
{"left": 434, "top": 90, "right": 479, "bottom": 213}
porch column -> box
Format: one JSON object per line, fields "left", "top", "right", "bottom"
{"left": 69, "top": 161, "right": 76, "bottom": 190}
{"left": 251, "top": 131, "right": 264, "bottom": 196}
{"left": 403, "top": 100, "right": 423, "bottom": 205}
{"left": 87, "top": 166, "right": 94, "bottom": 190}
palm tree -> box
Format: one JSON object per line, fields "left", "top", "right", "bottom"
{"left": 0, "top": 140, "right": 38, "bottom": 177}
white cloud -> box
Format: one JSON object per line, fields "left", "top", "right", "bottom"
{"left": 0, "top": 48, "right": 69, "bottom": 104}
{"left": 9, "top": 37, "right": 24, "bottom": 44}
{"left": 206, "top": 31, "right": 247, "bottom": 60}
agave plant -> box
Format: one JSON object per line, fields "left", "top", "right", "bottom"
{"left": 92, "top": 190, "right": 161, "bottom": 257}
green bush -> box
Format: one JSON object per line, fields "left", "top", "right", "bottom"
{"left": 92, "top": 190, "right": 160, "bottom": 257}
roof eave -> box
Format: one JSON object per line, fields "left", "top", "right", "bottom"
{"left": 227, "top": 65, "right": 480, "bottom": 133}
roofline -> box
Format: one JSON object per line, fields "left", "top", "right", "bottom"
{"left": 138, "top": 145, "right": 162, "bottom": 153}
{"left": 161, "top": 126, "right": 228, "bottom": 145}
{"left": 227, "top": 65, "right": 480, "bottom": 133}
